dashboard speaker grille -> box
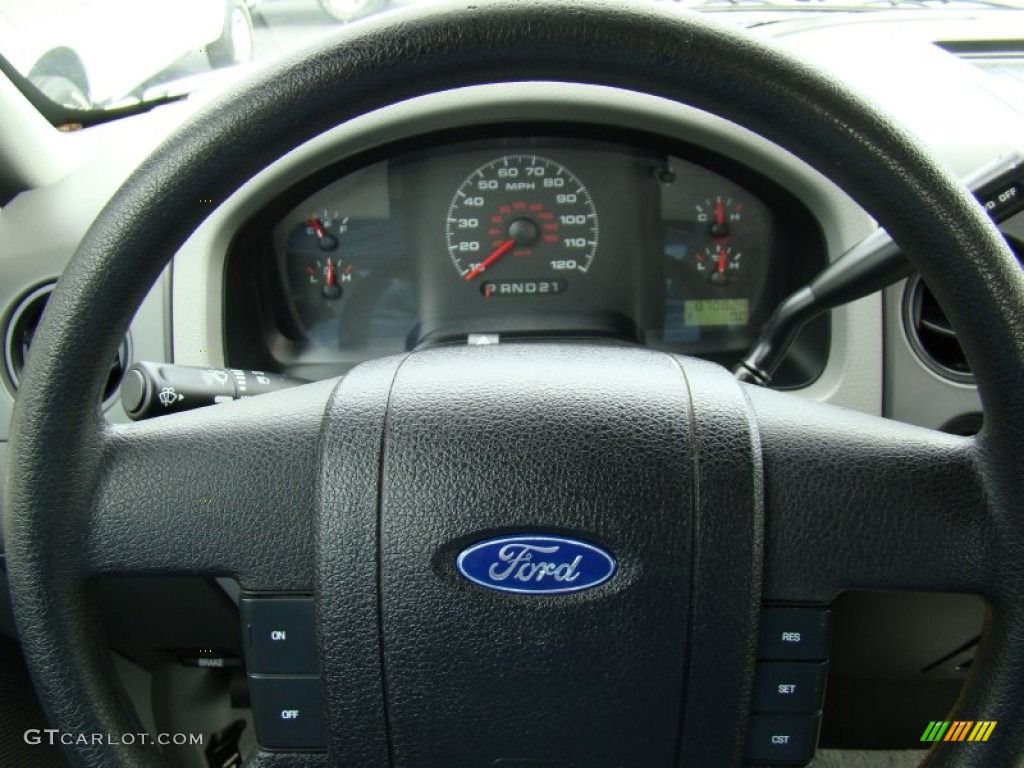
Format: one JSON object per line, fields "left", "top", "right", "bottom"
{"left": 3, "top": 283, "right": 129, "bottom": 402}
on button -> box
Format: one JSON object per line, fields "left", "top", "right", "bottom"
{"left": 241, "top": 597, "right": 317, "bottom": 675}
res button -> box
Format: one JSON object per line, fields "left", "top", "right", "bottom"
{"left": 757, "top": 608, "right": 830, "bottom": 661}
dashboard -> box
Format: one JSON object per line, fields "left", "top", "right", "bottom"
{"left": 224, "top": 131, "right": 827, "bottom": 385}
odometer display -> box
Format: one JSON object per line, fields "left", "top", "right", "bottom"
{"left": 683, "top": 298, "right": 750, "bottom": 327}
{"left": 446, "top": 154, "right": 599, "bottom": 284}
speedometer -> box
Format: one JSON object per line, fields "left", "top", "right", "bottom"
{"left": 446, "top": 155, "right": 599, "bottom": 291}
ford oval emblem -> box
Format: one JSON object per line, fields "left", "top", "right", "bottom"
{"left": 456, "top": 535, "right": 617, "bottom": 595}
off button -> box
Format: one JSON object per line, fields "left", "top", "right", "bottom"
{"left": 249, "top": 676, "right": 326, "bottom": 750}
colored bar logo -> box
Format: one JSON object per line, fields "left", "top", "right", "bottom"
{"left": 921, "top": 721, "right": 997, "bottom": 743}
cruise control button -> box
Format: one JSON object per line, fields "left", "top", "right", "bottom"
{"left": 745, "top": 714, "right": 821, "bottom": 765}
{"left": 241, "top": 597, "right": 317, "bottom": 675}
{"left": 757, "top": 608, "right": 830, "bottom": 660}
{"left": 751, "top": 662, "right": 827, "bottom": 713}
{"left": 249, "top": 676, "right": 326, "bottom": 750}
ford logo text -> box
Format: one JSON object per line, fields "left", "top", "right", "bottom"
{"left": 456, "top": 535, "right": 617, "bottom": 595}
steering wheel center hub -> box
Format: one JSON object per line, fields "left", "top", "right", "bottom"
{"left": 314, "top": 345, "right": 763, "bottom": 763}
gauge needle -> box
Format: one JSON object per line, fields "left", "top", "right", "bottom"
{"left": 715, "top": 198, "right": 725, "bottom": 227}
{"left": 717, "top": 247, "right": 727, "bottom": 273}
{"left": 465, "top": 238, "right": 516, "bottom": 282}
{"left": 325, "top": 259, "right": 337, "bottom": 287}
{"left": 309, "top": 218, "right": 326, "bottom": 238}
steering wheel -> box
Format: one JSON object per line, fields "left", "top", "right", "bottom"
{"left": 5, "top": 1, "right": 1022, "bottom": 766}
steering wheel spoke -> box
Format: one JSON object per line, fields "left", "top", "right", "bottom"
{"left": 84, "top": 380, "right": 334, "bottom": 586}
{"left": 748, "top": 386, "right": 990, "bottom": 602}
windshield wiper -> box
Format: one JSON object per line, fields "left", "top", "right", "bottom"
{"left": 0, "top": 52, "right": 190, "bottom": 129}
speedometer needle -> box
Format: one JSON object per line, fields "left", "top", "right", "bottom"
{"left": 465, "top": 238, "right": 516, "bottom": 282}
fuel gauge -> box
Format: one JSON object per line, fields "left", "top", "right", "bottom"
{"left": 303, "top": 211, "right": 348, "bottom": 251}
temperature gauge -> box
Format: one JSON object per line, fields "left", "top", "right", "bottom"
{"left": 695, "top": 196, "right": 743, "bottom": 239}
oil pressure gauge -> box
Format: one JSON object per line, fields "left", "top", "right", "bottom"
{"left": 694, "top": 244, "right": 743, "bottom": 286}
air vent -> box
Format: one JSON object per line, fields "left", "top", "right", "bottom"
{"left": 903, "top": 276, "right": 973, "bottom": 383}
{"left": 3, "top": 283, "right": 129, "bottom": 403}
{"left": 902, "top": 237, "right": 1023, "bottom": 384}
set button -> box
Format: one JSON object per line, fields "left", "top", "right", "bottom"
{"left": 751, "top": 662, "right": 827, "bottom": 713}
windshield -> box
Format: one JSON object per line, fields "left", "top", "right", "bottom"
{"left": 0, "top": 0, "right": 1022, "bottom": 114}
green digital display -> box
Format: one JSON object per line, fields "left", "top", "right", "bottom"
{"left": 684, "top": 299, "right": 750, "bottom": 327}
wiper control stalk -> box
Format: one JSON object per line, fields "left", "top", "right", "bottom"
{"left": 121, "top": 362, "right": 302, "bottom": 421}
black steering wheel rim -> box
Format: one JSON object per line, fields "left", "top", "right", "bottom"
{"left": 5, "top": 1, "right": 1023, "bottom": 766}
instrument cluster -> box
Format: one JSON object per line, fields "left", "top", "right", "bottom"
{"left": 225, "top": 133, "right": 827, "bottom": 384}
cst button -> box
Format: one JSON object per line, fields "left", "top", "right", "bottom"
{"left": 745, "top": 714, "right": 821, "bottom": 765}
